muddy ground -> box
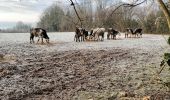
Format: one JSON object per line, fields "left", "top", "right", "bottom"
{"left": 0, "top": 33, "right": 170, "bottom": 100}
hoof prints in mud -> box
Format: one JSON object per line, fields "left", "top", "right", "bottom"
{"left": 0, "top": 48, "right": 169, "bottom": 100}
{"left": 0, "top": 49, "right": 133, "bottom": 100}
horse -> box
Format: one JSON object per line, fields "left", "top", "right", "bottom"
{"left": 107, "top": 28, "right": 120, "bottom": 39}
{"left": 125, "top": 28, "right": 133, "bottom": 38}
{"left": 134, "top": 28, "right": 143, "bottom": 38}
{"left": 82, "top": 28, "right": 89, "bottom": 40}
{"left": 74, "top": 27, "right": 85, "bottom": 42}
{"left": 30, "top": 28, "right": 49, "bottom": 44}
{"left": 91, "top": 28, "right": 105, "bottom": 41}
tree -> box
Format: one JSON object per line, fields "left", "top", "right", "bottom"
{"left": 156, "top": 0, "right": 170, "bottom": 30}
{"left": 37, "top": 4, "right": 65, "bottom": 32}
{"left": 13, "top": 21, "right": 31, "bottom": 32}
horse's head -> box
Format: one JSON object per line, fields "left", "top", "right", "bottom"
{"left": 114, "top": 30, "right": 121, "bottom": 36}
{"left": 112, "top": 29, "right": 121, "bottom": 36}
{"left": 41, "top": 29, "right": 50, "bottom": 43}
{"left": 117, "top": 31, "right": 121, "bottom": 36}
{"left": 78, "top": 28, "right": 84, "bottom": 35}
{"left": 90, "top": 29, "right": 93, "bottom": 36}
{"left": 45, "top": 36, "right": 49, "bottom": 43}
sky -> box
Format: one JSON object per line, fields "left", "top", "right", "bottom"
{"left": 0, "top": 0, "right": 148, "bottom": 29}
{"left": 0, "top": 0, "right": 63, "bottom": 29}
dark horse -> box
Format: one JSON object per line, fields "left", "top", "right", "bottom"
{"left": 74, "top": 27, "right": 89, "bottom": 42}
{"left": 30, "top": 28, "right": 49, "bottom": 44}
{"left": 134, "top": 28, "right": 143, "bottom": 38}
{"left": 74, "top": 27, "right": 83, "bottom": 42}
{"left": 82, "top": 28, "right": 89, "bottom": 40}
{"left": 107, "top": 28, "right": 120, "bottom": 40}
{"left": 125, "top": 28, "right": 142, "bottom": 38}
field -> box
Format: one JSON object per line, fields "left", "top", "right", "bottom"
{"left": 0, "top": 32, "right": 170, "bottom": 100}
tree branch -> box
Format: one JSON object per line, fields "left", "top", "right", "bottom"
{"left": 110, "top": 0, "right": 147, "bottom": 17}
{"left": 69, "top": 0, "right": 83, "bottom": 27}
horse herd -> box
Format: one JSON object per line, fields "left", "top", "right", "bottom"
{"left": 74, "top": 27, "right": 143, "bottom": 42}
{"left": 29, "top": 27, "right": 143, "bottom": 44}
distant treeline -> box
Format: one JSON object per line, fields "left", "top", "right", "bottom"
{"left": 0, "top": 21, "right": 31, "bottom": 33}
{"left": 37, "top": 0, "right": 169, "bottom": 34}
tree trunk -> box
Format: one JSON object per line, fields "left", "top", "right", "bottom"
{"left": 156, "top": 0, "right": 170, "bottom": 31}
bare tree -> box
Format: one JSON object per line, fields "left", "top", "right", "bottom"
{"left": 156, "top": 0, "right": 170, "bottom": 30}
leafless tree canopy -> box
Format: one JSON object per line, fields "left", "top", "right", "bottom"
{"left": 36, "top": 0, "right": 169, "bottom": 33}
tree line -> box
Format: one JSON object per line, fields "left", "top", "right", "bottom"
{"left": 0, "top": 21, "right": 31, "bottom": 33}
{"left": 37, "top": 0, "right": 169, "bottom": 34}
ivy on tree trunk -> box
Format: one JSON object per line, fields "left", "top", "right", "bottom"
{"left": 156, "top": 0, "right": 170, "bottom": 31}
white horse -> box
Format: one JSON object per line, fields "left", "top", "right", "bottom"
{"left": 92, "top": 28, "right": 105, "bottom": 41}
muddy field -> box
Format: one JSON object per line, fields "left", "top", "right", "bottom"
{"left": 0, "top": 32, "right": 170, "bottom": 100}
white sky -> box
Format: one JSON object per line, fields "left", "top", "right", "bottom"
{"left": 0, "top": 0, "right": 64, "bottom": 29}
{"left": 0, "top": 0, "right": 149, "bottom": 29}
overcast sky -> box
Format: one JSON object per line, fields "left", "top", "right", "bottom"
{"left": 0, "top": 0, "right": 65, "bottom": 29}
{"left": 0, "top": 0, "right": 146, "bottom": 29}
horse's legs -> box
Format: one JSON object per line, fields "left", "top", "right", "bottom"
{"left": 30, "top": 36, "right": 32, "bottom": 43}
{"left": 74, "top": 35, "right": 76, "bottom": 41}
{"left": 41, "top": 37, "right": 44, "bottom": 44}
{"left": 75, "top": 35, "right": 79, "bottom": 42}
{"left": 82, "top": 35, "right": 84, "bottom": 42}
{"left": 76, "top": 37, "right": 77, "bottom": 42}
{"left": 32, "top": 37, "right": 34, "bottom": 43}
{"left": 37, "top": 37, "right": 40, "bottom": 43}
{"left": 30, "top": 37, "right": 32, "bottom": 44}
{"left": 125, "top": 33, "right": 128, "bottom": 38}
{"left": 107, "top": 33, "right": 110, "bottom": 40}
{"left": 46, "top": 39, "right": 50, "bottom": 43}
{"left": 102, "top": 34, "right": 104, "bottom": 41}
{"left": 75, "top": 35, "right": 78, "bottom": 42}
{"left": 97, "top": 35, "right": 99, "bottom": 41}
{"left": 30, "top": 35, "right": 34, "bottom": 43}
{"left": 78, "top": 36, "right": 80, "bottom": 42}
{"left": 80, "top": 36, "right": 82, "bottom": 42}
